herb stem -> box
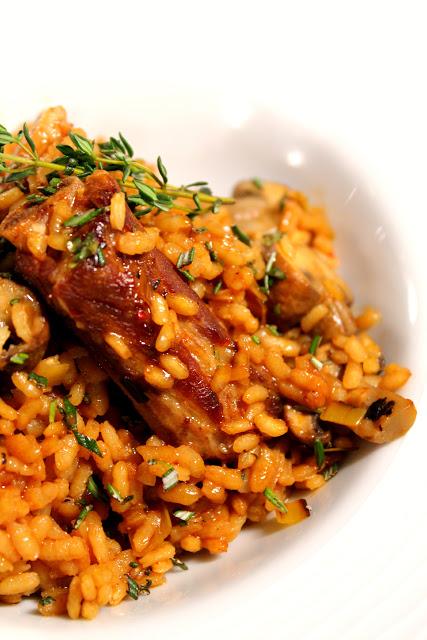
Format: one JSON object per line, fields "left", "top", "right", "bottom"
{"left": 0, "top": 151, "right": 234, "bottom": 207}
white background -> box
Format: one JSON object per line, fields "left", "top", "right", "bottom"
{"left": 2, "top": 1, "right": 427, "bottom": 638}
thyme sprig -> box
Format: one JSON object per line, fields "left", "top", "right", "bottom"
{"left": 0, "top": 123, "right": 234, "bottom": 216}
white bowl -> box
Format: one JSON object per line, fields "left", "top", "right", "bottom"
{"left": 2, "top": 98, "right": 425, "bottom": 639}
{"left": 2, "top": 2, "right": 427, "bottom": 633}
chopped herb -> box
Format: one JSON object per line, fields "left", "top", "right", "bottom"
{"left": 278, "top": 195, "right": 288, "bottom": 212}
{"left": 314, "top": 439, "right": 325, "bottom": 468}
{"left": 106, "top": 483, "right": 133, "bottom": 503}
{"left": 273, "top": 303, "right": 281, "bottom": 316}
{"left": 176, "top": 247, "right": 195, "bottom": 269}
{"left": 62, "top": 397, "right": 77, "bottom": 428}
{"left": 194, "top": 226, "right": 208, "bottom": 233}
{"left": 251, "top": 335, "right": 261, "bottom": 345}
{"left": 86, "top": 475, "right": 107, "bottom": 502}
{"left": 252, "top": 177, "right": 263, "bottom": 189}
{"left": 309, "top": 335, "right": 322, "bottom": 355}
{"left": 193, "top": 193, "right": 202, "bottom": 211}
{"left": 48, "top": 400, "right": 57, "bottom": 423}
{"left": 26, "top": 193, "right": 47, "bottom": 204}
{"left": 10, "top": 352, "right": 29, "bottom": 365}
{"left": 63, "top": 207, "right": 104, "bottom": 228}
{"left": 42, "top": 176, "right": 61, "bottom": 196}
{"left": 74, "top": 504, "right": 93, "bottom": 529}
{"left": 179, "top": 269, "right": 195, "bottom": 282}
{"left": 205, "top": 241, "right": 218, "bottom": 262}
{"left": 23, "top": 122, "right": 37, "bottom": 157}
{"left": 310, "top": 356, "right": 323, "bottom": 370}
{"left": 157, "top": 156, "right": 168, "bottom": 185}
{"left": 231, "top": 224, "right": 251, "bottom": 246}
{"left": 266, "top": 324, "right": 280, "bottom": 336}
{"left": 323, "top": 463, "right": 339, "bottom": 481}
{"left": 67, "top": 232, "right": 103, "bottom": 267}
{"left": 95, "top": 246, "right": 106, "bottom": 267}
{"left": 62, "top": 398, "right": 103, "bottom": 456}
{"left": 173, "top": 510, "right": 195, "bottom": 523}
{"left": 263, "top": 487, "right": 288, "bottom": 514}
{"left": 262, "top": 250, "right": 286, "bottom": 294}
{"left": 28, "top": 372, "right": 48, "bottom": 387}
{"left": 39, "top": 596, "right": 55, "bottom": 607}
{"left": 9, "top": 297, "right": 20, "bottom": 305}
{"left": 262, "top": 230, "right": 283, "bottom": 247}
{"left": 162, "top": 467, "right": 179, "bottom": 491}
{"left": 73, "top": 429, "right": 104, "bottom": 457}
{"left": 213, "top": 280, "right": 223, "bottom": 294}
{"left": 365, "top": 398, "right": 395, "bottom": 421}
{"left": 126, "top": 574, "right": 139, "bottom": 600}
{"left": 129, "top": 561, "right": 139, "bottom": 569}
{"left": 172, "top": 557, "right": 188, "bottom": 571}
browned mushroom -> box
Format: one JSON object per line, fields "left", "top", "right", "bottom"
{"left": 0, "top": 277, "right": 49, "bottom": 370}
{"left": 284, "top": 404, "right": 330, "bottom": 445}
{"left": 320, "top": 388, "right": 417, "bottom": 444}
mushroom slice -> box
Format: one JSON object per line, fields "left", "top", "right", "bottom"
{"left": 321, "top": 388, "right": 417, "bottom": 444}
{"left": 284, "top": 405, "right": 330, "bottom": 445}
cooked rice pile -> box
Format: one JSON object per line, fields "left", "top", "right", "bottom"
{"left": 0, "top": 108, "right": 414, "bottom": 619}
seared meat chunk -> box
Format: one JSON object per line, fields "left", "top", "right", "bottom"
{"left": 230, "top": 180, "right": 357, "bottom": 339}
{"left": 1, "top": 172, "right": 238, "bottom": 459}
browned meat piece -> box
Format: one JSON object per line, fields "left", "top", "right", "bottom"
{"left": 0, "top": 171, "right": 253, "bottom": 460}
{"left": 268, "top": 245, "right": 357, "bottom": 338}
{"left": 230, "top": 181, "right": 357, "bottom": 339}
{"left": 0, "top": 276, "right": 49, "bottom": 370}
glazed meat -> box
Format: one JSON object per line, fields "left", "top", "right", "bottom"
{"left": 0, "top": 172, "right": 243, "bottom": 459}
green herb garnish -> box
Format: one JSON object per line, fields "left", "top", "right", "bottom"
{"left": 63, "top": 207, "right": 104, "bottom": 228}
{"left": 314, "top": 439, "right": 325, "bottom": 468}
{"left": 176, "top": 247, "right": 195, "bottom": 269}
{"left": 86, "top": 475, "right": 108, "bottom": 502}
{"left": 231, "top": 224, "right": 251, "bottom": 247}
{"left": 213, "top": 281, "right": 223, "bottom": 295}
{"left": 106, "top": 483, "right": 133, "bottom": 503}
{"left": 179, "top": 269, "right": 195, "bottom": 282}
{"left": 0, "top": 120, "right": 234, "bottom": 220}
{"left": 10, "top": 352, "right": 29, "bottom": 365}
{"left": 126, "top": 574, "right": 140, "bottom": 600}
{"left": 48, "top": 399, "right": 57, "bottom": 423}
{"left": 252, "top": 177, "right": 263, "bottom": 189}
{"left": 251, "top": 335, "right": 261, "bottom": 345}
{"left": 172, "top": 557, "right": 188, "bottom": 571}
{"left": 323, "top": 463, "right": 339, "bottom": 481}
{"left": 9, "top": 297, "right": 20, "bottom": 305}
{"left": 28, "top": 372, "right": 48, "bottom": 387}
{"left": 39, "top": 596, "right": 55, "bottom": 607}
{"left": 263, "top": 488, "right": 288, "bottom": 514}
{"left": 62, "top": 397, "right": 103, "bottom": 457}
{"left": 204, "top": 241, "right": 218, "bottom": 262}
{"left": 129, "top": 561, "right": 139, "bottom": 569}
{"left": 173, "top": 510, "right": 195, "bottom": 523}
{"left": 74, "top": 504, "right": 93, "bottom": 529}
{"left": 309, "top": 335, "right": 322, "bottom": 355}
{"left": 266, "top": 325, "right": 280, "bottom": 336}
